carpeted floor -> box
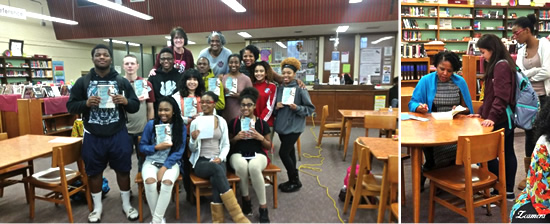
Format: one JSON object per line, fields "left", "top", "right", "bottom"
{"left": 401, "top": 129, "right": 529, "bottom": 223}
{"left": 0, "top": 126, "right": 387, "bottom": 223}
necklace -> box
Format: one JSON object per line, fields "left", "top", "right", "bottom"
{"left": 173, "top": 49, "right": 184, "bottom": 69}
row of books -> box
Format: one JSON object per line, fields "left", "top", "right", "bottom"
{"left": 403, "top": 31, "right": 423, "bottom": 41}
{"left": 4, "top": 70, "right": 29, "bottom": 77}
{"left": 401, "top": 64, "right": 429, "bottom": 81}
{"left": 30, "top": 60, "right": 52, "bottom": 68}
{"left": 540, "top": 10, "right": 550, "bottom": 20}
{"left": 400, "top": 43, "right": 426, "bottom": 58}
{"left": 474, "top": 10, "right": 503, "bottom": 19}
{"left": 0, "top": 84, "right": 70, "bottom": 98}
{"left": 539, "top": 21, "right": 550, "bottom": 32}
{"left": 32, "top": 70, "right": 53, "bottom": 78}
{"left": 402, "top": 19, "right": 421, "bottom": 29}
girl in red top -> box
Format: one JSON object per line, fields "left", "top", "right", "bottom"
{"left": 251, "top": 61, "right": 277, "bottom": 128}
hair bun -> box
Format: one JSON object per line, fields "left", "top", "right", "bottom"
{"left": 240, "top": 87, "right": 259, "bottom": 101}
{"left": 527, "top": 14, "right": 537, "bottom": 25}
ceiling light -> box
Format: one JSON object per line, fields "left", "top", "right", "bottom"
{"left": 237, "top": 32, "right": 252, "bottom": 38}
{"left": 276, "top": 41, "right": 287, "bottom": 49}
{"left": 165, "top": 36, "right": 171, "bottom": 39}
{"left": 221, "top": 0, "right": 246, "bottom": 13}
{"left": 188, "top": 41, "right": 196, "bottom": 45}
{"left": 336, "top": 26, "right": 349, "bottom": 33}
{"left": 0, "top": 4, "right": 78, "bottom": 25}
{"left": 349, "top": 0, "right": 363, "bottom": 3}
{"left": 165, "top": 36, "right": 195, "bottom": 44}
{"left": 88, "top": 0, "right": 153, "bottom": 20}
{"left": 103, "top": 39, "right": 140, "bottom": 46}
{"left": 371, "top": 36, "right": 394, "bottom": 44}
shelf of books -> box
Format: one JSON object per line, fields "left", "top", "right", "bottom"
{"left": 0, "top": 56, "right": 53, "bottom": 85}
{"left": 15, "top": 98, "right": 76, "bottom": 136}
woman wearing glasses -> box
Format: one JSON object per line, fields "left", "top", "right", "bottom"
{"left": 512, "top": 14, "right": 550, "bottom": 190}
{"left": 149, "top": 27, "right": 194, "bottom": 76}
{"left": 189, "top": 92, "right": 250, "bottom": 223}
{"left": 229, "top": 87, "right": 272, "bottom": 223}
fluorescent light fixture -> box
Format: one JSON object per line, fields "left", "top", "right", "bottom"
{"left": 371, "top": 36, "right": 394, "bottom": 44}
{"left": 88, "top": 0, "right": 153, "bottom": 20}
{"left": 103, "top": 39, "right": 140, "bottom": 46}
{"left": 336, "top": 26, "right": 349, "bottom": 33}
{"left": 237, "top": 32, "right": 252, "bottom": 38}
{"left": 0, "top": 4, "right": 78, "bottom": 25}
{"left": 165, "top": 36, "right": 171, "bottom": 39}
{"left": 349, "top": 0, "right": 363, "bottom": 3}
{"left": 188, "top": 40, "right": 196, "bottom": 44}
{"left": 221, "top": 0, "right": 246, "bottom": 12}
{"left": 276, "top": 41, "right": 287, "bottom": 49}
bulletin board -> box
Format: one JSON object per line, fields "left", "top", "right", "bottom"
{"left": 359, "top": 33, "right": 397, "bottom": 85}
{"left": 251, "top": 37, "right": 319, "bottom": 85}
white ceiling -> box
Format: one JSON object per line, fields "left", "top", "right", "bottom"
{"left": 66, "top": 20, "right": 399, "bottom": 48}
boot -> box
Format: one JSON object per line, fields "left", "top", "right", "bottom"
{"left": 281, "top": 170, "right": 302, "bottom": 192}
{"left": 259, "top": 207, "right": 270, "bottom": 223}
{"left": 241, "top": 197, "right": 253, "bottom": 216}
{"left": 278, "top": 171, "right": 293, "bottom": 189}
{"left": 518, "top": 157, "right": 531, "bottom": 190}
{"left": 211, "top": 202, "right": 224, "bottom": 223}
{"left": 220, "top": 189, "right": 251, "bottom": 223}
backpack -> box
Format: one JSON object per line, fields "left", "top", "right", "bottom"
{"left": 503, "top": 61, "right": 539, "bottom": 130}
{"left": 231, "top": 117, "right": 272, "bottom": 165}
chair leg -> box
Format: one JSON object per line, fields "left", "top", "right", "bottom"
{"left": 348, "top": 191, "right": 361, "bottom": 223}
{"left": 29, "top": 184, "right": 35, "bottom": 219}
{"left": 465, "top": 190, "right": 475, "bottom": 223}
{"left": 196, "top": 187, "right": 201, "bottom": 223}
{"left": 175, "top": 181, "right": 180, "bottom": 220}
{"left": 500, "top": 193, "right": 509, "bottom": 223}
{"left": 343, "top": 186, "right": 352, "bottom": 214}
{"left": 23, "top": 173, "right": 30, "bottom": 204}
{"left": 138, "top": 182, "right": 144, "bottom": 222}
{"left": 401, "top": 162, "right": 406, "bottom": 205}
{"left": 317, "top": 127, "right": 324, "bottom": 146}
{"left": 0, "top": 185, "right": 3, "bottom": 197}
{"left": 297, "top": 137, "right": 301, "bottom": 161}
{"left": 272, "top": 174, "right": 278, "bottom": 209}
{"left": 62, "top": 187, "right": 74, "bottom": 223}
{"left": 428, "top": 183, "right": 435, "bottom": 223}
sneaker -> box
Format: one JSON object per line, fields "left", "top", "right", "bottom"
{"left": 507, "top": 192, "right": 515, "bottom": 201}
{"left": 88, "top": 211, "right": 102, "bottom": 223}
{"left": 123, "top": 206, "right": 139, "bottom": 221}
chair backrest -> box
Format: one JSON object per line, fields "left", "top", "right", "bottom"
{"left": 379, "top": 108, "right": 389, "bottom": 112}
{"left": 364, "top": 114, "right": 397, "bottom": 136}
{"left": 388, "top": 155, "right": 399, "bottom": 185}
{"left": 455, "top": 128, "right": 504, "bottom": 165}
{"left": 51, "top": 140, "right": 83, "bottom": 168}
{"left": 0, "top": 132, "right": 7, "bottom": 141}
{"left": 472, "top": 100, "right": 483, "bottom": 114}
{"left": 321, "top": 105, "right": 329, "bottom": 126}
{"left": 351, "top": 139, "right": 373, "bottom": 176}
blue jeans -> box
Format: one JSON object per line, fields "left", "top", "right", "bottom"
{"left": 193, "top": 157, "right": 230, "bottom": 203}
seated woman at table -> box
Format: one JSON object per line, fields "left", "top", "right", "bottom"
{"left": 470, "top": 34, "right": 517, "bottom": 200}
{"left": 408, "top": 51, "right": 474, "bottom": 190}
{"left": 510, "top": 97, "right": 550, "bottom": 223}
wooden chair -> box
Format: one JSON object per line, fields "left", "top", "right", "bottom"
{"left": 190, "top": 171, "right": 241, "bottom": 223}
{"left": 472, "top": 100, "right": 483, "bottom": 114}
{"left": 343, "top": 139, "right": 382, "bottom": 223}
{"left": 317, "top": 105, "right": 343, "bottom": 146}
{"left": 364, "top": 114, "right": 397, "bottom": 138}
{"left": 423, "top": 129, "right": 508, "bottom": 223}
{"left": 262, "top": 163, "right": 282, "bottom": 208}
{"left": 134, "top": 136, "right": 182, "bottom": 222}
{"left": 388, "top": 155, "right": 399, "bottom": 223}
{"left": 297, "top": 136, "right": 302, "bottom": 161}
{"left": 26, "top": 140, "right": 92, "bottom": 223}
{"left": 378, "top": 108, "right": 394, "bottom": 137}
{"left": 0, "top": 132, "right": 32, "bottom": 203}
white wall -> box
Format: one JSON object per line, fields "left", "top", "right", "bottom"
{"left": 0, "top": 0, "right": 96, "bottom": 82}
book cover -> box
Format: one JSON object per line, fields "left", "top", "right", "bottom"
{"left": 97, "top": 85, "right": 115, "bottom": 108}
{"left": 282, "top": 87, "right": 296, "bottom": 105}
{"left": 133, "top": 80, "right": 149, "bottom": 101}
{"left": 32, "top": 86, "right": 44, "bottom": 98}
{"left": 208, "top": 78, "right": 218, "bottom": 92}
{"left": 241, "top": 117, "right": 251, "bottom": 132}
{"left": 60, "top": 85, "right": 70, "bottom": 96}
{"left": 13, "top": 85, "right": 23, "bottom": 95}
{"left": 4, "top": 84, "right": 14, "bottom": 94}
{"left": 0, "top": 85, "right": 4, "bottom": 95}
{"left": 43, "top": 86, "right": 54, "bottom": 97}
{"left": 225, "top": 77, "right": 237, "bottom": 95}
{"left": 155, "top": 124, "right": 172, "bottom": 145}
{"left": 183, "top": 97, "right": 198, "bottom": 117}
{"left": 51, "top": 86, "right": 61, "bottom": 97}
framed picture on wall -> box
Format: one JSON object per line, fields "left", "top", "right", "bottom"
{"left": 9, "top": 39, "right": 24, "bottom": 57}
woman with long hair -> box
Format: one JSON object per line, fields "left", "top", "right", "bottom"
{"left": 222, "top": 54, "right": 253, "bottom": 121}
{"left": 189, "top": 92, "right": 250, "bottom": 223}
{"left": 172, "top": 68, "right": 205, "bottom": 125}
{"left": 229, "top": 87, "right": 272, "bottom": 223}
{"left": 512, "top": 14, "right": 550, "bottom": 190}
{"left": 251, "top": 61, "right": 277, "bottom": 129}
{"left": 469, "top": 34, "right": 518, "bottom": 200}
{"left": 139, "top": 97, "right": 186, "bottom": 224}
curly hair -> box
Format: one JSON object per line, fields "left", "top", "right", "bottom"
{"left": 434, "top": 51, "right": 461, "bottom": 72}
{"left": 281, "top": 57, "right": 301, "bottom": 72}
{"left": 251, "top": 61, "right": 274, "bottom": 83}
{"left": 154, "top": 97, "right": 184, "bottom": 156}
{"left": 239, "top": 45, "right": 260, "bottom": 63}
{"left": 534, "top": 101, "right": 550, "bottom": 143}
{"left": 179, "top": 68, "right": 205, "bottom": 97}
{"left": 239, "top": 87, "right": 259, "bottom": 104}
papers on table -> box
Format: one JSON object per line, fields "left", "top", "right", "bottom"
{"left": 282, "top": 87, "right": 296, "bottom": 105}
{"left": 97, "top": 85, "right": 115, "bottom": 108}
{"left": 431, "top": 112, "right": 453, "bottom": 120}
{"left": 155, "top": 124, "right": 172, "bottom": 145}
{"left": 48, "top": 137, "right": 81, "bottom": 143}
{"left": 194, "top": 116, "right": 215, "bottom": 139}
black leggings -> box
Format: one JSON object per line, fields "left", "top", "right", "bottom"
{"left": 488, "top": 121, "right": 517, "bottom": 192}
{"left": 524, "top": 96, "right": 548, "bottom": 157}
{"left": 278, "top": 133, "right": 301, "bottom": 176}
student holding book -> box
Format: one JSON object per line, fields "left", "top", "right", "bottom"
{"left": 229, "top": 87, "right": 272, "bottom": 223}
{"left": 148, "top": 48, "right": 183, "bottom": 113}
{"left": 172, "top": 68, "right": 205, "bottom": 125}
{"left": 512, "top": 14, "right": 550, "bottom": 190}
{"left": 274, "top": 57, "right": 315, "bottom": 193}
{"left": 197, "top": 56, "right": 225, "bottom": 111}
{"left": 189, "top": 91, "right": 250, "bottom": 223}
{"left": 470, "top": 34, "right": 518, "bottom": 200}
{"left": 139, "top": 97, "right": 186, "bottom": 224}
{"left": 222, "top": 54, "right": 253, "bottom": 122}
{"left": 408, "top": 51, "right": 474, "bottom": 191}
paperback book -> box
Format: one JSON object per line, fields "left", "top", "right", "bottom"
{"left": 183, "top": 97, "right": 198, "bottom": 117}
{"left": 282, "top": 87, "right": 296, "bottom": 105}
{"left": 97, "top": 85, "right": 115, "bottom": 108}
{"left": 208, "top": 78, "right": 221, "bottom": 96}
{"left": 32, "top": 86, "right": 44, "bottom": 98}
{"left": 133, "top": 80, "right": 149, "bottom": 101}
{"left": 155, "top": 124, "right": 172, "bottom": 145}
{"left": 225, "top": 77, "right": 237, "bottom": 95}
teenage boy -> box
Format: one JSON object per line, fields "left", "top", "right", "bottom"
{"left": 148, "top": 47, "right": 182, "bottom": 113}
{"left": 123, "top": 54, "right": 155, "bottom": 171}
{"left": 67, "top": 44, "right": 140, "bottom": 223}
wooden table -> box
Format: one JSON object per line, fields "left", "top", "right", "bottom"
{"left": 401, "top": 113, "right": 492, "bottom": 223}
{"left": 0, "top": 135, "right": 82, "bottom": 170}
{"left": 338, "top": 109, "right": 398, "bottom": 160}
{"left": 358, "top": 137, "right": 398, "bottom": 223}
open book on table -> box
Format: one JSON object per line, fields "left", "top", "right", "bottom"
{"left": 431, "top": 105, "right": 467, "bottom": 120}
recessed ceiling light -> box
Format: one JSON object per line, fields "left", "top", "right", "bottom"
{"left": 276, "top": 41, "right": 287, "bottom": 49}
{"left": 238, "top": 32, "right": 252, "bottom": 38}
{"left": 336, "top": 26, "right": 349, "bottom": 33}
{"left": 103, "top": 39, "right": 140, "bottom": 46}
{"left": 221, "top": 0, "right": 246, "bottom": 13}
{"left": 165, "top": 36, "right": 171, "bottom": 39}
{"left": 188, "top": 40, "right": 196, "bottom": 45}
{"left": 88, "top": 0, "right": 153, "bottom": 20}
{"left": 349, "top": 0, "right": 363, "bottom": 3}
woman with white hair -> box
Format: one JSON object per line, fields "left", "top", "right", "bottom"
{"left": 199, "top": 31, "right": 233, "bottom": 77}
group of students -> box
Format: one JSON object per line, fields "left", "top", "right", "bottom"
{"left": 67, "top": 26, "right": 315, "bottom": 224}
{"left": 408, "top": 15, "right": 550, "bottom": 222}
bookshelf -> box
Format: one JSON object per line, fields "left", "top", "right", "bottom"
{"left": 401, "top": 57, "right": 431, "bottom": 88}
{"left": 0, "top": 56, "right": 53, "bottom": 85}
{"left": 16, "top": 98, "right": 76, "bottom": 136}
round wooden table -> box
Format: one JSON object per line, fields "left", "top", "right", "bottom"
{"left": 401, "top": 113, "right": 493, "bottom": 223}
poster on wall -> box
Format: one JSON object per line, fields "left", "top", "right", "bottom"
{"left": 382, "top": 65, "right": 392, "bottom": 84}
{"left": 287, "top": 40, "right": 303, "bottom": 58}
{"left": 341, "top": 51, "right": 349, "bottom": 63}
{"left": 360, "top": 48, "right": 382, "bottom": 64}
{"left": 330, "top": 61, "right": 340, "bottom": 74}
{"left": 374, "top": 95, "right": 386, "bottom": 110}
{"left": 52, "top": 61, "right": 65, "bottom": 84}
{"left": 384, "top": 47, "right": 393, "bottom": 56}
{"left": 331, "top": 51, "right": 340, "bottom": 61}
{"left": 260, "top": 48, "right": 272, "bottom": 63}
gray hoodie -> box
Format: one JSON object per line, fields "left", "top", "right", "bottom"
{"left": 273, "top": 80, "right": 315, "bottom": 135}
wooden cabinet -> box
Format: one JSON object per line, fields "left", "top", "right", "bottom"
{"left": 0, "top": 56, "right": 53, "bottom": 85}
{"left": 16, "top": 98, "right": 76, "bottom": 136}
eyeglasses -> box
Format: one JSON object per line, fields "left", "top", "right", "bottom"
{"left": 201, "top": 100, "right": 215, "bottom": 105}
{"left": 512, "top": 29, "right": 525, "bottom": 38}
{"left": 241, "top": 103, "right": 255, "bottom": 108}
{"left": 160, "top": 57, "right": 173, "bottom": 61}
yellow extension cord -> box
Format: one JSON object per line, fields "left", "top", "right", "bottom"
{"left": 296, "top": 116, "right": 345, "bottom": 223}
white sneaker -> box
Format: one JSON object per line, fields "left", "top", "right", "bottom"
{"left": 88, "top": 210, "right": 102, "bottom": 223}
{"left": 123, "top": 206, "right": 139, "bottom": 221}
